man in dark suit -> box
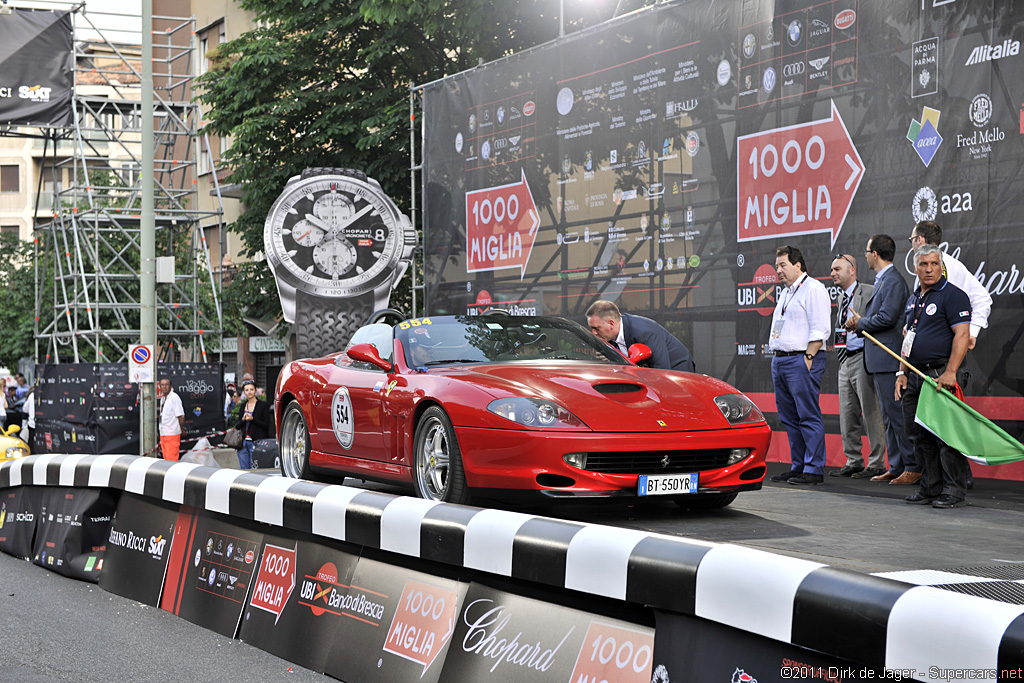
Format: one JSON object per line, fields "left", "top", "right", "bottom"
{"left": 586, "top": 300, "right": 696, "bottom": 372}
{"left": 845, "top": 234, "right": 920, "bottom": 485}
{"left": 829, "top": 254, "right": 886, "bottom": 478}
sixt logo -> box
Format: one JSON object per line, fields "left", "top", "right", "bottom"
{"left": 19, "top": 85, "right": 52, "bottom": 102}
{"left": 907, "top": 107, "right": 942, "bottom": 167}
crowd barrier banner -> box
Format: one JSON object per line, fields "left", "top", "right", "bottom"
{"left": 2, "top": 454, "right": 1023, "bottom": 682}
{"left": 97, "top": 493, "right": 178, "bottom": 606}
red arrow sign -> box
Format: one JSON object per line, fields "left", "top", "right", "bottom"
{"left": 737, "top": 100, "right": 864, "bottom": 248}
{"left": 465, "top": 169, "right": 540, "bottom": 278}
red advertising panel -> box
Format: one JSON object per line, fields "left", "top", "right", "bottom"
{"left": 737, "top": 100, "right": 864, "bottom": 248}
{"left": 465, "top": 170, "right": 540, "bottom": 278}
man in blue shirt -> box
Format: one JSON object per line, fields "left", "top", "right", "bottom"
{"left": 896, "top": 245, "right": 972, "bottom": 509}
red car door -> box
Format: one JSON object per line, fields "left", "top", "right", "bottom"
{"left": 311, "top": 359, "right": 390, "bottom": 464}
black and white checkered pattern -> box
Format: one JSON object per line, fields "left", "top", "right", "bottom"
{"left": 3, "top": 454, "right": 1023, "bottom": 678}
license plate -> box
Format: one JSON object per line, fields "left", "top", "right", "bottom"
{"left": 637, "top": 472, "right": 698, "bottom": 496}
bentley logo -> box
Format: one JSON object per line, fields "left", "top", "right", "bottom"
{"left": 660, "top": 455, "right": 671, "bottom": 469}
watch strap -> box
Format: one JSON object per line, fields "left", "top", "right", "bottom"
{"left": 294, "top": 290, "right": 373, "bottom": 358}
{"left": 301, "top": 167, "right": 367, "bottom": 182}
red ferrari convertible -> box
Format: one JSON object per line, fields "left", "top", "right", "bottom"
{"left": 274, "top": 314, "right": 770, "bottom": 508}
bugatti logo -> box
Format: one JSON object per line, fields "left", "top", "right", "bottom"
{"left": 660, "top": 455, "right": 671, "bottom": 468}
{"left": 732, "top": 669, "right": 758, "bottom": 683}
{"left": 834, "top": 9, "right": 856, "bottom": 30}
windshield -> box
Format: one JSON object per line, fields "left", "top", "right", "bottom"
{"left": 397, "top": 316, "right": 627, "bottom": 368}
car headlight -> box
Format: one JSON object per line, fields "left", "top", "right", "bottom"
{"left": 714, "top": 394, "right": 765, "bottom": 425}
{"left": 5, "top": 446, "right": 29, "bottom": 459}
{"left": 487, "top": 398, "right": 588, "bottom": 429}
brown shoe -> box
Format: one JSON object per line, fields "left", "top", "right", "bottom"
{"left": 870, "top": 471, "right": 898, "bottom": 482}
{"left": 890, "top": 471, "right": 923, "bottom": 485}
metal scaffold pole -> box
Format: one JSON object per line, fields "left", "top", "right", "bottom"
{"left": 140, "top": 0, "right": 157, "bottom": 456}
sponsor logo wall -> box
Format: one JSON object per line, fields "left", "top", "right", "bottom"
{"left": 97, "top": 493, "right": 177, "bottom": 605}
{"left": 0, "top": 9, "right": 74, "bottom": 127}
{"left": 32, "top": 362, "right": 225, "bottom": 455}
{"left": 422, "top": 0, "right": 1024, "bottom": 451}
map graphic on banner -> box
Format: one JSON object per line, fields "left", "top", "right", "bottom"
{"left": 422, "top": 0, "right": 1024, "bottom": 444}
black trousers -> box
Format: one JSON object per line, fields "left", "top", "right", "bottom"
{"left": 901, "top": 370, "right": 970, "bottom": 500}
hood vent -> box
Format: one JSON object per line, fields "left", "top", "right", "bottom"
{"left": 593, "top": 382, "right": 644, "bottom": 394}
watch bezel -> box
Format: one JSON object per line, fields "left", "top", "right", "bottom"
{"left": 264, "top": 172, "right": 415, "bottom": 300}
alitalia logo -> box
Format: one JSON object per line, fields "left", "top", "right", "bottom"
{"left": 965, "top": 39, "right": 1020, "bottom": 66}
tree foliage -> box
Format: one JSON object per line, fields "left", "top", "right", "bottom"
{"left": 196, "top": 0, "right": 629, "bottom": 326}
{"left": 0, "top": 235, "right": 37, "bottom": 368}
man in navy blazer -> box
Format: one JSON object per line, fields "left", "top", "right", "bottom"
{"left": 586, "top": 300, "right": 696, "bottom": 372}
{"left": 846, "top": 234, "right": 920, "bottom": 485}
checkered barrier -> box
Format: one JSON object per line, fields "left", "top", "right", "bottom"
{"left": 2, "top": 453, "right": 1023, "bottom": 680}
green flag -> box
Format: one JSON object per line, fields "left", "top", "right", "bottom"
{"left": 914, "top": 376, "right": 1024, "bottom": 465}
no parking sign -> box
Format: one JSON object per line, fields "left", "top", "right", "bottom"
{"left": 128, "top": 344, "right": 155, "bottom": 383}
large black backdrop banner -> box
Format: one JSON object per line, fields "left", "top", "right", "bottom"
{"left": 32, "top": 363, "right": 225, "bottom": 455}
{"left": 0, "top": 9, "right": 74, "bottom": 127}
{"left": 421, "top": 0, "right": 1024, "bottom": 468}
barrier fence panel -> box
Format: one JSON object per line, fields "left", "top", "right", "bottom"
{"left": 2, "top": 454, "right": 1023, "bottom": 681}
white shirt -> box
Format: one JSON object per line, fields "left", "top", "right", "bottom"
{"left": 159, "top": 390, "right": 184, "bottom": 436}
{"left": 614, "top": 326, "right": 628, "bottom": 356}
{"left": 769, "top": 272, "right": 831, "bottom": 352}
{"left": 914, "top": 251, "right": 991, "bottom": 338}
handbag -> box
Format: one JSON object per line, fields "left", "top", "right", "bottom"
{"left": 223, "top": 427, "right": 244, "bottom": 449}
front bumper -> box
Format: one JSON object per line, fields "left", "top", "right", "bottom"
{"left": 453, "top": 422, "right": 771, "bottom": 497}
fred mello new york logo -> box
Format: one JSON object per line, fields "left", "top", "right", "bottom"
{"left": 908, "top": 106, "right": 942, "bottom": 167}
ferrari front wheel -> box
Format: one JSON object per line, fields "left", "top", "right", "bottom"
{"left": 413, "top": 406, "right": 469, "bottom": 504}
{"left": 280, "top": 401, "right": 312, "bottom": 480}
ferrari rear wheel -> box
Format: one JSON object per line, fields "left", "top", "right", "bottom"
{"left": 413, "top": 407, "right": 469, "bottom": 504}
{"left": 673, "top": 492, "right": 737, "bottom": 510}
{"left": 280, "top": 401, "right": 312, "bottom": 480}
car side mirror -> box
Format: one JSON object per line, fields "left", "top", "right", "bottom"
{"left": 347, "top": 343, "right": 393, "bottom": 372}
{"left": 628, "top": 343, "right": 652, "bottom": 365}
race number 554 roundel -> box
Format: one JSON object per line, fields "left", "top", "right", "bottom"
{"left": 331, "top": 387, "right": 354, "bottom": 449}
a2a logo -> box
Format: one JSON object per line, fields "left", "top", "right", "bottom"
{"left": 912, "top": 186, "right": 972, "bottom": 223}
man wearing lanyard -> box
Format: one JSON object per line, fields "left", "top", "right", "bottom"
{"left": 768, "top": 245, "right": 831, "bottom": 485}
{"left": 846, "top": 235, "right": 918, "bottom": 484}
{"left": 829, "top": 254, "right": 886, "bottom": 478}
{"left": 896, "top": 244, "right": 972, "bottom": 509}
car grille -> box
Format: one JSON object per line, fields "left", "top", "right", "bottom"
{"left": 581, "top": 449, "right": 733, "bottom": 474}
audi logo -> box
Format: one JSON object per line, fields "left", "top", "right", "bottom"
{"left": 783, "top": 62, "right": 805, "bottom": 77}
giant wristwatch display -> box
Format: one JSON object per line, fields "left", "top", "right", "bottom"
{"left": 264, "top": 168, "right": 417, "bottom": 358}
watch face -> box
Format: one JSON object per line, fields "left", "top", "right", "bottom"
{"left": 264, "top": 174, "right": 408, "bottom": 298}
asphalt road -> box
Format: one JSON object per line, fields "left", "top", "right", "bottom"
{"left": 3, "top": 464, "right": 1022, "bottom": 681}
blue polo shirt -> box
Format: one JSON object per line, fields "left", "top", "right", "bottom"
{"left": 903, "top": 277, "right": 972, "bottom": 366}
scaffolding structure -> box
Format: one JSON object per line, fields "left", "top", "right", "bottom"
{"left": 23, "top": 6, "right": 224, "bottom": 364}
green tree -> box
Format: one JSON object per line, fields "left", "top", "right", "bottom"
{"left": 0, "top": 235, "right": 37, "bottom": 368}
{"left": 196, "top": 0, "right": 626, "bottom": 327}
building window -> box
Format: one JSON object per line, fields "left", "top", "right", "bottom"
{"left": 1, "top": 165, "right": 19, "bottom": 193}
{"left": 199, "top": 35, "right": 209, "bottom": 77}
{"left": 1, "top": 225, "right": 20, "bottom": 240}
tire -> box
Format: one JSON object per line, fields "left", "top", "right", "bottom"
{"left": 673, "top": 492, "right": 738, "bottom": 510}
{"left": 279, "top": 401, "right": 312, "bottom": 480}
{"left": 412, "top": 406, "right": 470, "bottom": 504}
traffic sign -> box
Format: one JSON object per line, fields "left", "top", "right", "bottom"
{"left": 129, "top": 344, "right": 155, "bottom": 383}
